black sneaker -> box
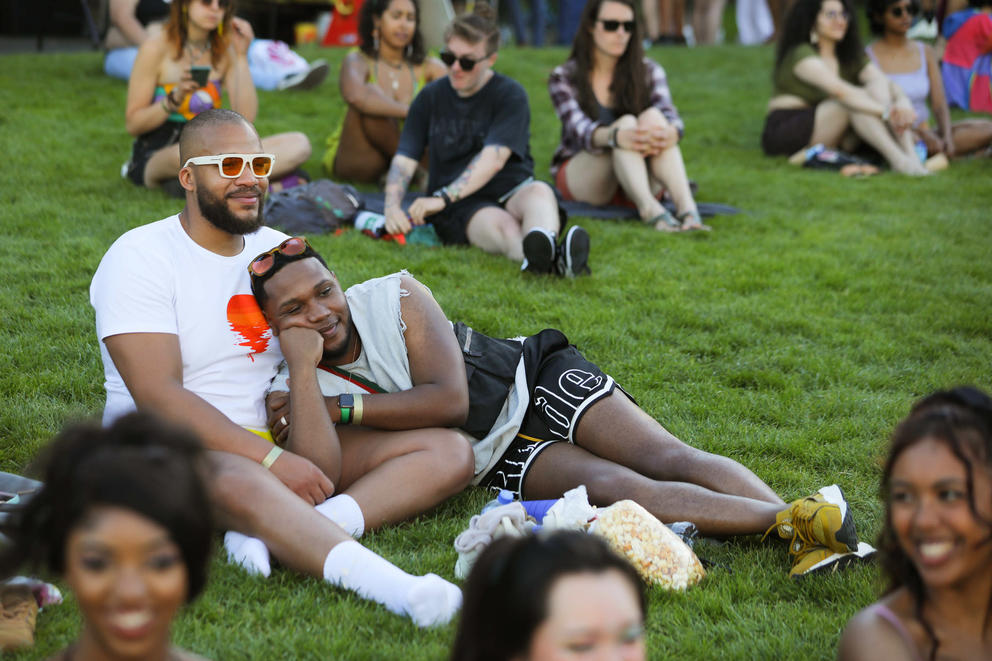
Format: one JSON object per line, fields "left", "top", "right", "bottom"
{"left": 521, "top": 229, "right": 556, "bottom": 275}
{"left": 555, "top": 226, "right": 590, "bottom": 277}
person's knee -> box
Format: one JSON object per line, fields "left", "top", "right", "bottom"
{"left": 638, "top": 106, "right": 668, "bottom": 129}
{"left": 615, "top": 114, "right": 639, "bottom": 130}
{"left": 208, "top": 453, "right": 271, "bottom": 528}
{"left": 432, "top": 430, "right": 475, "bottom": 491}
{"left": 287, "top": 131, "right": 313, "bottom": 163}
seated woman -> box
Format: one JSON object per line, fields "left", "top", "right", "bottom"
{"left": 323, "top": 0, "right": 446, "bottom": 183}
{"left": 941, "top": 0, "right": 992, "bottom": 114}
{"left": 450, "top": 531, "right": 646, "bottom": 661}
{"left": 549, "top": 0, "right": 708, "bottom": 232}
{"left": 867, "top": 0, "right": 992, "bottom": 157}
{"left": 104, "top": 0, "right": 169, "bottom": 80}
{"left": 0, "top": 412, "right": 213, "bottom": 661}
{"left": 124, "top": 0, "right": 310, "bottom": 194}
{"left": 838, "top": 386, "right": 992, "bottom": 660}
{"left": 763, "top": 0, "right": 929, "bottom": 174}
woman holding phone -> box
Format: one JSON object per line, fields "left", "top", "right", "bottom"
{"left": 124, "top": 0, "right": 310, "bottom": 194}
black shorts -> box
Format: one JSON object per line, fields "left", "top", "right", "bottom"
{"left": 477, "top": 342, "right": 622, "bottom": 497}
{"left": 126, "top": 122, "right": 183, "bottom": 187}
{"left": 761, "top": 107, "right": 816, "bottom": 156}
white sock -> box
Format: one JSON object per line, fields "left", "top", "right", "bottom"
{"left": 223, "top": 531, "right": 271, "bottom": 578}
{"left": 322, "top": 540, "right": 462, "bottom": 627}
{"left": 315, "top": 494, "right": 366, "bottom": 538}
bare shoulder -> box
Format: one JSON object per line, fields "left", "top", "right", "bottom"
{"left": 398, "top": 274, "right": 440, "bottom": 313}
{"left": 423, "top": 56, "right": 447, "bottom": 82}
{"left": 342, "top": 50, "right": 370, "bottom": 73}
{"left": 837, "top": 593, "right": 919, "bottom": 661}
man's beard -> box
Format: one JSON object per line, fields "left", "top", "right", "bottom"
{"left": 322, "top": 317, "right": 357, "bottom": 365}
{"left": 197, "top": 185, "right": 264, "bottom": 236}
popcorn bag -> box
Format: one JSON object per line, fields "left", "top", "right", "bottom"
{"left": 590, "top": 500, "right": 706, "bottom": 591}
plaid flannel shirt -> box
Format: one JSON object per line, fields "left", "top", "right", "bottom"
{"left": 548, "top": 58, "right": 685, "bottom": 175}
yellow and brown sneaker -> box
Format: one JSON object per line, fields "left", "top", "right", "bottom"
{"left": 766, "top": 484, "right": 858, "bottom": 555}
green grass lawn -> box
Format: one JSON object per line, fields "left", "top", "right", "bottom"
{"left": 1, "top": 38, "right": 990, "bottom": 660}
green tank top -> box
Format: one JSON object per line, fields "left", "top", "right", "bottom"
{"left": 773, "top": 44, "right": 868, "bottom": 104}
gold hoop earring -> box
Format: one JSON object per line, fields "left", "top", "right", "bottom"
{"left": 217, "top": 21, "right": 223, "bottom": 37}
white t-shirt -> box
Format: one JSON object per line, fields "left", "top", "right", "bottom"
{"left": 90, "top": 215, "right": 288, "bottom": 429}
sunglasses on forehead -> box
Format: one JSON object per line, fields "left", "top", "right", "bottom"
{"left": 888, "top": 2, "right": 919, "bottom": 16}
{"left": 597, "top": 19, "right": 635, "bottom": 32}
{"left": 183, "top": 153, "right": 275, "bottom": 178}
{"left": 248, "top": 237, "right": 312, "bottom": 276}
{"left": 439, "top": 50, "right": 492, "bottom": 71}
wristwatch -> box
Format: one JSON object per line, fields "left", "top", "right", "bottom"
{"left": 432, "top": 188, "right": 452, "bottom": 207}
{"left": 338, "top": 393, "right": 354, "bottom": 425}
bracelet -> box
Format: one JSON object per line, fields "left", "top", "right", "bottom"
{"left": 340, "top": 406, "right": 352, "bottom": 425}
{"left": 608, "top": 127, "right": 620, "bottom": 149}
{"left": 352, "top": 393, "right": 364, "bottom": 426}
{"left": 433, "top": 187, "right": 453, "bottom": 207}
{"left": 261, "top": 445, "right": 283, "bottom": 470}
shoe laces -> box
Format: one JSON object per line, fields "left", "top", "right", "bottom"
{"left": 762, "top": 502, "right": 828, "bottom": 559}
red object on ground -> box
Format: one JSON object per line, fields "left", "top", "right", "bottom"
{"left": 321, "top": 0, "right": 365, "bottom": 47}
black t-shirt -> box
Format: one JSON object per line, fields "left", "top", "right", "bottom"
{"left": 397, "top": 72, "right": 535, "bottom": 200}
{"left": 135, "top": 0, "right": 170, "bottom": 26}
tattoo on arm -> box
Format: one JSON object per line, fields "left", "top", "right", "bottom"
{"left": 445, "top": 147, "right": 490, "bottom": 202}
{"left": 384, "top": 157, "right": 416, "bottom": 208}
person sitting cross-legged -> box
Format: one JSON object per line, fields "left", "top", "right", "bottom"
{"left": 252, "top": 239, "right": 872, "bottom": 578}
{"left": 382, "top": 3, "right": 591, "bottom": 277}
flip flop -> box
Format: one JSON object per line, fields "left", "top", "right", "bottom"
{"left": 678, "top": 209, "right": 711, "bottom": 232}
{"left": 647, "top": 208, "right": 681, "bottom": 233}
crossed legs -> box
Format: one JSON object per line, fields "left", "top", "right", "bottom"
{"left": 520, "top": 390, "right": 786, "bottom": 537}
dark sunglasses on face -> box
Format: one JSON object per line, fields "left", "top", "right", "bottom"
{"left": 888, "top": 3, "right": 919, "bottom": 17}
{"left": 197, "top": 0, "right": 231, "bottom": 9}
{"left": 248, "top": 237, "right": 311, "bottom": 276}
{"left": 597, "top": 19, "right": 636, "bottom": 32}
{"left": 439, "top": 50, "right": 491, "bottom": 71}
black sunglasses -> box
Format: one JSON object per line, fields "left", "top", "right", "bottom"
{"left": 597, "top": 19, "right": 635, "bottom": 32}
{"left": 888, "top": 3, "right": 919, "bottom": 17}
{"left": 439, "top": 50, "right": 491, "bottom": 71}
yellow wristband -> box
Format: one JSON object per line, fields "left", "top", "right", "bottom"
{"left": 261, "top": 445, "right": 283, "bottom": 469}
{"left": 353, "top": 393, "right": 364, "bottom": 426}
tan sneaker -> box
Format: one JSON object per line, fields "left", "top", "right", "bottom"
{"left": 766, "top": 485, "right": 858, "bottom": 554}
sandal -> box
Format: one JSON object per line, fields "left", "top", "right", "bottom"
{"left": 647, "top": 208, "right": 681, "bottom": 233}
{"left": 678, "top": 209, "right": 711, "bottom": 232}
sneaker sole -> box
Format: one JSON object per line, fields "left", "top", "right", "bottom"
{"left": 560, "top": 226, "right": 590, "bottom": 277}
{"left": 522, "top": 230, "right": 555, "bottom": 275}
{"left": 818, "top": 484, "right": 859, "bottom": 552}
{"left": 792, "top": 542, "right": 876, "bottom": 579}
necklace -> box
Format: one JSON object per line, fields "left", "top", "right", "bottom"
{"left": 377, "top": 56, "right": 403, "bottom": 90}
{"left": 186, "top": 39, "right": 209, "bottom": 65}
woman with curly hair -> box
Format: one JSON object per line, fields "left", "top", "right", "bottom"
{"left": 323, "top": 0, "right": 446, "bottom": 183}
{"left": 0, "top": 412, "right": 214, "bottom": 660}
{"left": 548, "top": 0, "right": 707, "bottom": 231}
{"left": 838, "top": 386, "right": 992, "bottom": 660}
{"left": 124, "top": 0, "right": 310, "bottom": 194}
{"left": 763, "top": 0, "right": 928, "bottom": 174}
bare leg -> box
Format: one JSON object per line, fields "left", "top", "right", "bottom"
{"left": 641, "top": 108, "right": 697, "bottom": 217}
{"left": 693, "top": 0, "right": 727, "bottom": 44}
{"left": 950, "top": 119, "right": 992, "bottom": 155}
{"left": 642, "top": 0, "right": 661, "bottom": 40}
{"left": 850, "top": 111, "right": 927, "bottom": 174}
{"left": 209, "top": 450, "right": 351, "bottom": 576}
{"left": 610, "top": 114, "right": 667, "bottom": 221}
{"left": 808, "top": 99, "right": 851, "bottom": 149}
{"left": 468, "top": 180, "right": 561, "bottom": 261}
{"left": 337, "top": 427, "right": 474, "bottom": 530}
{"left": 562, "top": 151, "right": 620, "bottom": 205}
{"left": 519, "top": 391, "right": 786, "bottom": 536}
{"left": 332, "top": 108, "right": 398, "bottom": 182}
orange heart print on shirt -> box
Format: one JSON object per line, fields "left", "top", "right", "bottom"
{"left": 227, "top": 294, "right": 272, "bottom": 361}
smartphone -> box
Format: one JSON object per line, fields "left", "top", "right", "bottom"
{"left": 191, "top": 66, "right": 211, "bottom": 87}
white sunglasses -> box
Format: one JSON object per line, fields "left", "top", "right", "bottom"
{"left": 182, "top": 153, "right": 276, "bottom": 178}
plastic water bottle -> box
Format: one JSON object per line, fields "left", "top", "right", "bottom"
{"left": 914, "top": 140, "right": 928, "bottom": 164}
{"left": 520, "top": 499, "right": 558, "bottom": 523}
{"left": 354, "top": 211, "right": 386, "bottom": 237}
{"left": 481, "top": 489, "right": 515, "bottom": 513}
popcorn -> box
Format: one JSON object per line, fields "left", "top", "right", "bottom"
{"left": 591, "top": 500, "right": 706, "bottom": 591}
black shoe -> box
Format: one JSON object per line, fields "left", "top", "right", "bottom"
{"left": 555, "top": 225, "right": 590, "bottom": 277}
{"left": 521, "top": 229, "right": 556, "bottom": 275}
